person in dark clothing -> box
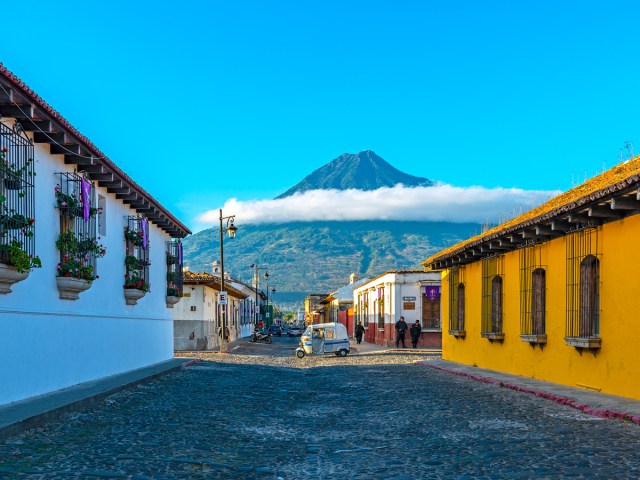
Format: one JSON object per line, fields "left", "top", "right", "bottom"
{"left": 355, "top": 321, "right": 365, "bottom": 344}
{"left": 395, "top": 316, "right": 408, "bottom": 348}
{"left": 410, "top": 320, "right": 421, "bottom": 348}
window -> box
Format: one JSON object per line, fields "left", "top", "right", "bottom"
{"left": 579, "top": 255, "right": 599, "bottom": 337}
{"left": 98, "top": 194, "right": 106, "bottom": 236}
{"left": 519, "top": 244, "right": 546, "bottom": 343}
{"left": 422, "top": 286, "right": 441, "bottom": 329}
{"left": 0, "top": 122, "right": 37, "bottom": 275}
{"left": 566, "top": 227, "right": 601, "bottom": 348}
{"left": 363, "top": 292, "right": 369, "bottom": 327}
{"left": 326, "top": 329, "right": 335, "bottom": 339}
{"left": 457, "top": 284, "right": 465, "bottom": 331}
{"left": 491, "top": 276, "right": 503, "bottom": 332}
{"left": 448, "top": 267, "right": 465, "bottom": 336}
{"left": 532, "top": 269, "right": 546, "bottom": 335}
{"left": 481, "top": 255, "right": 504, "bottom": 339}
{"left": 124, "top": 216, "right": 150, "bottom": 292}
{"left": 55, "top": 172, "right": 102, "bottom": 282}
{"left": 377, "top": 287, "right": 385, "bottom": 328}
{"left": 190, "top": 306, "right": 196, "bottom": 312}
{"left": 166, "top": 240, "right": 183, "bottom": 298}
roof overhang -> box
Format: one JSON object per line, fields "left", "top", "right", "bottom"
{"left": 0, "top": 63, "right": 190, "bottom": 238}
{"left": 425, "top": 181, "right": 640, "bottom": 270}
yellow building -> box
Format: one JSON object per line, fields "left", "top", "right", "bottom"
{"left": 423, "top": 158, "right": 640, "bottom": 401}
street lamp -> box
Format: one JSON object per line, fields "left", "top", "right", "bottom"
{"left": 250, "top": 264, "right": 269, "bottom": 328}
{"left": 219, "top": 208, "right": 237, "bottom": 353}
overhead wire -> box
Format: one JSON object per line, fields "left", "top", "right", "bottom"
{"left": 0, "top": 81, "right": 107, "bottom": 160}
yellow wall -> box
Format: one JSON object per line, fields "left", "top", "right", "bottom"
{"left": 441, "top": 213, "right": 640, "bottom": 400}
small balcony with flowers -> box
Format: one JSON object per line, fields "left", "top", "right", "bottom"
{"left": 0, "top": 122, "right": 41, "bottom": 293}
{"left": 124, "top": 216, "right": 150, "bottom": 305}
{"left": 54, "top": 172, "right": 105, "bottom": 300}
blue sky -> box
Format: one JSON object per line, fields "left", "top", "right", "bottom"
{"left": 2, "top": 1, "right": 640, "bottom": 231}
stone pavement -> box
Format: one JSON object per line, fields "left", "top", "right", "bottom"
{"left": 422, "top": 359, "right": 640, "bottom": 423}
{"left": 1, "top": 351, "right": 639, "bottom": 479}
{"left": 0, "top": 358, "right": 195, "bottom": 441}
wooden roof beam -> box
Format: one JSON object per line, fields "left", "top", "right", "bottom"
{"left": 611, "top": 196, "right": 640, "bottom": 210}
{"left": 551, "top": 219, "right": 571, "bottom": 232}
{"left": 535, "top": 224, "right": 553, "bottom": 236}
{"left": 588, "top": 205, "right": 622, "bottom": 219}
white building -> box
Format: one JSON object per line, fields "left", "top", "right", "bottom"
{"left": 0, "top": 63, "right": 190, "bottom": 406}
{"left": 173, "top": 265, "right": 263, "bottom": 350}
{"left": 352, "top": 270, "right": 441, "bottom": 348}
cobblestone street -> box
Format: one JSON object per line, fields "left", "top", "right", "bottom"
{"left": 1, "top": 339, "right": 640, "bottom": 479}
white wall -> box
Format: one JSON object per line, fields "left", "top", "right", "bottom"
{"left": 0, "top": 124, "right": 177, "bottom": 405}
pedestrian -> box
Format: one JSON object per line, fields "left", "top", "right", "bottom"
{"left": 355, "top": 321, "right": 365, "bottom": 344}
{"left": 410, "top": 320, "right": 421, "bottom": 348}
{"left": 395, "top": 316, "right": 408, "bottom": 348}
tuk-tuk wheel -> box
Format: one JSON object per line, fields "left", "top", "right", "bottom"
{"left": 338, "top": 349, "right": 348, "bottom": 357}
{"left": 296, "top": 349, "right": 305, "bottom": 358}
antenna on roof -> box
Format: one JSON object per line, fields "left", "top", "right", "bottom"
{"left": 625, "top": 141, "right": 634, "bottom": 161}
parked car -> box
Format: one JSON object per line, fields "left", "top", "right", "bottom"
{"left": 269, "top": 325, "right": 282, "bottom": 336}
{"left": 288, "top": 326, "right": 302, "bottom": 336}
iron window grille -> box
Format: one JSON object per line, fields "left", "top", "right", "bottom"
{"left": 519, "top": 243, "right": 547, "bottom": 342}
{"left": 0, "top": 122, "right": 36, "bottom": 266}
{"left": 363, "top": 292, "right": 369, "bottom": 327}
{"left": 55, "top": 172, "right": 100, "bottom": 280}
{"left": 481, "top": 255, "right": 505, "bottom": 337}
{"left": 422, "top": 289, "right": 441, "bottom": 330}
{"left": 566, "top": 227, "right": 601, "bottom": 348}
{"left": 166, "top": 240, "right": 183, "bottom": 297}
{"left": 448, "top": 267, "right": 466, "bottom": 336}
{"left": 377, "top": 287, "right": 385, "bottom": 328}
{"left": 125, "top": 216, "right": 150, "bottom": 292}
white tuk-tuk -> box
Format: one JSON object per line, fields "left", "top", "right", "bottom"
{"left": 295, "top": 322, "right": 351, "bottom": 358}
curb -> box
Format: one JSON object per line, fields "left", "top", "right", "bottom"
{"left": 421, "top": 363, "right": 640, "bottom": 424}
{"left": 0, "top": 358, "right": 197, "bottom": 440}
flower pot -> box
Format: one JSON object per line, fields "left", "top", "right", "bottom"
{"left": 124, "top": 288, "right": 146, "bottom": 306}
{"left": 0, "top": 262, "right": 29, "bottom": 294}
{"left": 166, "top": 295, "right": 180, "bottom": 308}
{"left": 56, "top": 276, "right": 91, "bottom": 300}
{"left": 3, "top": 178, "right": 23, "bottom": 190}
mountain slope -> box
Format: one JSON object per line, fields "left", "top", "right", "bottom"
{"left": 182, "top": 221, "right": 479, "bottom": 306}
{"left": 276, "top": 150, "right": 433, "bottom": 198}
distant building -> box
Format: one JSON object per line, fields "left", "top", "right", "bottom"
{"left": 352, "top": 271, "right": 441, "bottom": 348}
{"left": 322, "top": 273, "right": 369, "bottom": 335}
{"left": 423, "top": 157, "right": 640, "bottom": 401}
{"left": 304, "top": 294, "right": 328, "bottom": 324}
{"left": 173, "top": 263, "right": 264, "bottom": 350}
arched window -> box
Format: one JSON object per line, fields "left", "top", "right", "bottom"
{"left": 579, "top": 255, "right": 599, "bottom": 337}
{"left": 492, "top": 276, "right": 503, "bottom": 333}
{"left": 531, "top": 268, "right": 546, "bottom": 335}
{"left": 457, "top": 284, "right": 465, "bottom": 331}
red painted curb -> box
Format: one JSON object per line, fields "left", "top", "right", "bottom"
{"left": 420, "top": 363, "right": 640, "bottom": 424}
{"left": 180, "top": 359, "right": 202, "bottom": 368}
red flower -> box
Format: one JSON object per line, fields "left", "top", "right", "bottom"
{"left": 1, "top": 147, "right": 7, "bottom": 153}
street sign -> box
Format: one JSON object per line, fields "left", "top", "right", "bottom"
{"left": 218, "top": 291, "right": 228, "bottom": 305}
{"left": 402, "top": 296, "right": 416, "bottom": 301}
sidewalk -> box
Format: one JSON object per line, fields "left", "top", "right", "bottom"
{"left": 421, "top": 359, "right": 640, "bottom": 423}
{"left": 350, "top": 340, "right": 441, "bottom": 355}
{"left": 0, "top": 358, "right": 196, "bottom": 440}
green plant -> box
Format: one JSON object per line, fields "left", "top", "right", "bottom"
{"left": 125, "top": 255, "right": 149, "bottom": 271}
{"left": 54, "top": 186, "right": 79, "bottom": 212}
{"left": 124, "top": 273, "right": 150, "bottom": 292}
{"left": 56, "top": 230, "right": 106, "bottom": 281}
{"left": 0, "top": 240, "right": 42, "bottom": 273}
{"left": 0, "top": 213, "right": 35, "bottom": 234}
{"left": 166, "top": 271, "right": 177, "bottom": 282}
{"left": 166, "top": 252, "right": 177, "bottom": 265}
{"left": 0, "top": 147, "right": 34, "bottom": 180}
{"left": 166, "top": 286, "right": 181, "bottom": 297}
{"left": 124, "top": 227, "right": 144, "bottom": 246}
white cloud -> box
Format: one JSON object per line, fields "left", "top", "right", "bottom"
{"left": 193, "top": 184, "right": 561, "bottom": 229}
